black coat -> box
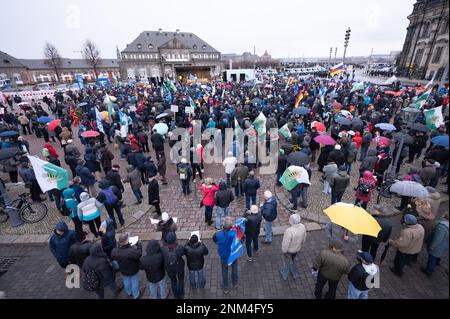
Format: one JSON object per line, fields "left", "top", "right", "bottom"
{"left": 140, "top": 240, "right": 166, "bottom": 283}
{"left": 161, "top": 244, "right": 185, "bottom": 275}
{"left": 327, "top": 150, "right": 346, "bottom": 167}
{"left": 106, "top": 170, "right": 124, "bottom": 193}
{"left": 348, "top": 264, "right": 370, "bottom": 291}
{"left": 243, "top": 176, "right": 260, "bottom": 196}
{"left": 82, "top": 244, "right": 116, "bottom": 289}
{"left": 148, "top": 179, "right": 160, "bottom": 204}
{"left": 244, "top": 212, "right": 262, "bottom": 238}
{"left": 214, "top": 182, "right": 234, "bottom": 208}
{"left": 362, "top": 215, "right": 392, "bottom": 244}
{"left": 111, "top": 244, "right": 143, "bottom": 276}
{"left": 151, "top": 133, "right": 164, "bottom": 149}
{"left": 69, "top": 241, "right": 92, "bottom": 268}
{"left": 184, "top": 241, "right": 209, "bottom": 271}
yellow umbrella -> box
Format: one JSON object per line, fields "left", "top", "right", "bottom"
{"left": 101, "top": 111, "right": 109, "bottom": 119}
{"left": 323, "top": 203, "right": 381, "bottom": 237}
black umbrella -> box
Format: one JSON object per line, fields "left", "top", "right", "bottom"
{"left": 380, "top": 243, "right": 390, "bottom": 265}
{"left": 393, "top": 132, "right": 414, "bottom": 145}
{"left": 0, "top": 147, "right": 20, "bottom": 161}
{"left": 287, "top": 151, "right": 310, "bottom": 166}
{"left": 351, "top": 118, "right": 364, "bottom": 130}
{"left": 411, "top": 123, "right": 430, "bottom": 133}
{"left": 336, "top": 118, "right": 352, "bottom": 126}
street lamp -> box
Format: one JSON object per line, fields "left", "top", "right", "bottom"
{"left": 343, "top": 27, "right": 351, "bottom": 65}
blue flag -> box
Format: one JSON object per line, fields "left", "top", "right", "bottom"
{"left": 227, "top": 217, "right": 247, "bottom": 266}
{"left": 95, "top": 108, "right": 104, "bottom": 133}
{"left": 76, "top": 74, "right": 84, "bottom": 90}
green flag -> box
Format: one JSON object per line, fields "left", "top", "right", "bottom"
{"left": 424, "top": 106, "right": 444, "bottom": 130}
{"left": 351, "top": 82, "right": 364, "bottom": 92}
{"left": 252, "top": 112, "right": 266, "bottom": 135}
{"left": 415, "top": 89, "right": 432, "bottom": 109}
{"left": 278, "top": 123, "right": 291, "bottom": 139}
{"left": 279, "top": 166, "right": 311, "bottom": 191}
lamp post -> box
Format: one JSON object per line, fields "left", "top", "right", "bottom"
{"left": 343, "top": 27, "right": 351, "bottom": 65}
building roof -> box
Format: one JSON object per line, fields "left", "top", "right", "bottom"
{"left": 19, "top": 58, "right": 119, "bottom": 70}
{"left": 0, "top": 51, "right": 26, "bottom": 68}
{"left": 122, "top": 30, "right": 220, "bottom": 54}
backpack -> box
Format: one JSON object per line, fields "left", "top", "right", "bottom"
{"left": 83, "top": 268, "right": 101, "bottom": 291}
{"left": 358, "top": 182, "right": 372, "bottom": 196}
{"left": 179, "top": 166, "right": 188, "bottom": 180}
{"left": 347, "top": 149, "right": 357, "bottom": 163}
{"left": 60, "top": 199, "right": 72, "bottom": 217}
{"left": 101, "top": 187, "right": 118, "bottom": 205}
{"left": 165, "top": 248, "right": 179, "bottom": 273}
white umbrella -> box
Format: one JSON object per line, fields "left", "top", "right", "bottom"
{"left": 390, "top": 181, "right": 429, "bottom": 198}
{"left": 154, "top": 123, "right": 169, "bottom": 135}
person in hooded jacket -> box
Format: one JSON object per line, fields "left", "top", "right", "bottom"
{"left": 49, "top": 221, "right": 77, "bottom": 268}
{"left": 161, "top": 232, "right": 186, "bottom": 299}
{"left": 124, "top": 165, "right": 143, "bottom": 205}
{"left": 317, "top": 144, "right": 334, "bottom": 172}
{"left": 97, "top": 179, "right": 124, "bottom": 229}
{"left": 157, "top": 212, "right": 178, "bottom": 243}
{"left": 184, "top": 234, "right": 209, "bottom": 289}
{"left": 105, "top": 164, "right": 124, "bottom": 194}
{"left": 69, "top": 231, "right": 92, "bottom": 268}
{"left": 77, "top": 192, "right": 103, "bottom": 237}
{"left": 348, "top": 251, "right": 379, "bottom": 299}
{"left": 214, "top": 181, "right": 235, "bottom": 230}
{"left": 140, "top": 240, "right": 169, "bottom": 299}
{"left": 75, "top": 160, "right": 97, "bottom": 197}
{"left": 62, "top": 188, "right": 83, "bottom": 238}
{"left": 82, "top": 243, "right": 122, "bottom": 299}
{"left": 354, "top": 170, "right": 377, "bottom": 210}
{"left": 421, "top": 212, "right": 449, "bottom": 276}
{"left": 359, "top": 149, "right": 378, "bottom": 175}
{"left": 99, "top": 219, "right": 117, "bottom": 258}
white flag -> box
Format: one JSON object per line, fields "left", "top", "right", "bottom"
{"left": 27, "top": 156, "right": 69, "bottom": 192}
{"left": 384, "top": 75, "right": 397, "bottom": 85}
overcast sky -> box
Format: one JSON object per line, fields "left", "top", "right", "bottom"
{"left": 0, "top": 0, "right": 416, "bottom": 59}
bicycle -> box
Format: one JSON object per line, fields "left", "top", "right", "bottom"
{"left": 0, "top": 192, "right": 48, "bottom": 224}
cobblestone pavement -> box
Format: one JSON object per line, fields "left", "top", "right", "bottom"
{"left": 0, "top": 228, "right": 448, "bottom": 299}
{"left": 2, "top": 100, "right": 447, "bottom": 237}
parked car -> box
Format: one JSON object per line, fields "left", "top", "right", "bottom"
{"left": 36, "top": 83, "right": 53, "bottom": 91}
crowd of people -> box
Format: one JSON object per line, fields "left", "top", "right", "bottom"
{"left": 0, "top": 69, "right": 449, "bottom": 299}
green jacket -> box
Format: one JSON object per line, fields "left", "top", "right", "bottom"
{"left": 313, "top": 249, "right": 350, "bottom": 281}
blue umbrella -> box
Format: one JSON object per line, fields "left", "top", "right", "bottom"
{"left": 37, "top": 116, "right": 54, "bottom": 124}
{"left": 431, "top": 135, "right": 449, "bottom": 148}
{"left": 0, "top": 131, "right": 19, "bottom": 138}
{"left": 375, "top": 123, "right": 397, "bottom": 131}
{"left": 294, "top": 107, "right": 310, "bottom": 115}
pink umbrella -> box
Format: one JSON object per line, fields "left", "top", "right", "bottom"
{"left": 376, "top": 136, "right": 390, "bottom": 146}
{"left": 312, "top": 121, "right": 326, "bottom": 132}
{"left": 81, "top": 130, "right": 101, "bottom": 138}
{"left": 314, "top": 135, "right": 336, "bottom": 146}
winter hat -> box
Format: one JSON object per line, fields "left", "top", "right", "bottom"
{"left": 404, "top": 214, "right": 417, "bottom": 225}
{"left": 264, "top": 190, "right": 272, "bottom": 200}
{"left": 335, "top": 144, "right": 342, "bottom": 150}
{"left": 79, "top": 192, "right": 90, "bottom": 202}
{"left": 162, "top": 212, "right": 169, "bottom": 222}
{"left": 181, "top": 158, "right": 187, "bottom": 164}
{"left": 426, "top": 186, "right": 437, "bottom": 194}
{"left": 166, "top": 232, "right": 176, "bottom": 245}
{"left": 119, "top": 233, "right": 129, "bottom": 245}
{"left": 227, "top": 151, "right": 233, "bottom": 157}
{"left": 358, "top": 250, "right": 374, "bottom": 264}
{"left": 338, "top": 165, "right": 347, "bottom": 171}
{"left": 67, "top": 139, "right": 73, "bottom": 144}
{"left": 189, "top": 234, "right": 199, "bottom": 245}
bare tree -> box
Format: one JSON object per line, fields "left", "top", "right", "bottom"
{"left": 43, "top": 42, "right": 62, "bottom": 83}
{"left": 82, "top": 39, "right": 101, "bottom": 79}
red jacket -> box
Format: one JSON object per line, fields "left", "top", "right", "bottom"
{"left": 199, "top": 184, "right": 219, "bottom": 207}
{"left": 352, "top": 132, "right": 362, "bottom": 150}
{"left": 355, "top": 171, "right": 376, "bottom": 202}
{"left": 44, "top": 142, "right": 59, "bottom": 159}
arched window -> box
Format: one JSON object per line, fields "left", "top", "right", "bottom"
{"left": 441, "top": 18, "right": 449, "bottom": 35}
{"left": 421, "top": 22, "right": 431, "bottom": 38}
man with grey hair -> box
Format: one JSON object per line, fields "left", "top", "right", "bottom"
{"left": 279, "top": 214, "right": 307, "bottom": 280}
{"left": 261, "top": 190, "right": 277, "bottom": 244}
{"left": 213, "top": 216, "right": 238, "bottom": 294}
{"left": 243, "top": 205, "right": 262, "bottom": 262}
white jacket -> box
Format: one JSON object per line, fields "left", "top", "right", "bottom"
{"left": 223, "top": 157, "right": 238, "bottom": 174}
{"left": 282, "top": 223, "right": 307, "bottom": 254}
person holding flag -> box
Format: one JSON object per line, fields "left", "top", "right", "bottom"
{"left": 213, "top": 216, "right": 240, "bottom": 294}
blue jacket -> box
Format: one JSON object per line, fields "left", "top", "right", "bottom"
{"left": 243, "top": 176, "right": 260, "bottom": 196}
{"left": 213, "top": 230, "right": 234, "bottom": 260}
{"left": 261, "top": 196, "right": 277, "bottom": 222}
{"left": 62, "top": 188, "right": 78, "bottom": 219}
{"left": 49, "top": 222, "right": 77, "bottom": 264}
{"left": 70, "top": 184, "right": 86, "bottom": 202}
{"left": 75, "top": 164, "right": 95, "bottom": 186}
{"left": 427, "top": 219, "right": 449, "bottom": 258}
